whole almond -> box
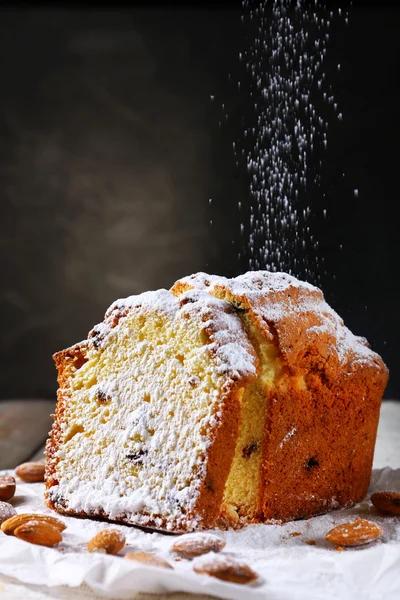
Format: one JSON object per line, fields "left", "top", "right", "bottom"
{"left": 14, "top": 520, "right": 62, "bottom": 547}
{"left": 0, "top": 501, "right": 17, "bottom": 525}
{"left": 0, "top": 476, "right": 16, "bottom": 502}
{"left": 325, "top": 518, "right": 382, "bottom": 547}
{"left": 125, "top": 551, "right": 173, "bottom": 569}
{"left": 193, "top": 554, "right": 258, "bottom": 584}
{"left": 87, "top": 529, "right": 126, "bottom": 555}
{"left": 1, "top": 513, "right": 66, "bottom": 536}
{"left": 172, "top": 533, "right": 226, "bottom": 559}
{"left": 371, "top": 491, "right": 400, "bottom": 515}
{"left": 15, "top": 462, "right": 45, "bottom": 483}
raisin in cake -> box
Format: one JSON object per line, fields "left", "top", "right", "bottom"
{"left": 45, "top": 272, "right": 388, "bottom": 531}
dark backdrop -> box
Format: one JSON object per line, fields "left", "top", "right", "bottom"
{"left": 0, "top": 2, "right": 399, "bottom": 400}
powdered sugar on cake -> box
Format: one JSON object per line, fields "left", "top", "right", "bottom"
{"left": 105, "top": 289, "right": 258, "bottom": 380}
{"left": 47, "top": 288, "right": 257, "bottom": 532}
{"left": 175, "top": 270, "right": 381, "bottom": 368}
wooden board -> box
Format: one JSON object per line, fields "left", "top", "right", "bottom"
{"left": 0, "top": 399, "right": 55, "bottom": 470}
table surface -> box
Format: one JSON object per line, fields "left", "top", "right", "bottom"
{"left": 0, "top": 399, "right": 399, "bottom": 600}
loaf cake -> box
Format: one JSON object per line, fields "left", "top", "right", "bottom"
{"left": 45, "top": 271, "right": 388, "bottom": 531}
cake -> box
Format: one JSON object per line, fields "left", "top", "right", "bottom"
{"left": 45, "top": 271, "right": 388, "bottom": 532}
{"left": 45, "top": 289, "right": 258, "bottom": 532}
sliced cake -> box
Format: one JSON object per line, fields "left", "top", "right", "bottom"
{"left": 45, "top": 289, "right": 257, "bottom": 532}
{"left": 171, "top": 271, "right": 388, "bottom": 525}
{"left": 46, "top": 271, "right": 388, "bottom": 531}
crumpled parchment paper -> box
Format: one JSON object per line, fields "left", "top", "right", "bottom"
{"left": 0, "top": 468, "right": 399, "bottom": 600}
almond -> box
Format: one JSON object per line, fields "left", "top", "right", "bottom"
{"left": 371, "top": 491, "right": 400, "bottom": 516}
{"left": 14, "top": 520, "right": 62, "bottom": 547}
{"left": 172, "top": 533, "right": 226, "bottom": 559}
{"left": 0, "top": 476, "right": 16, "bottom": 502}
{"left": 124, "top": 551, "right": 173, "bottom": 569}
{"left": 15, "top": 462, "right": 45, "bottom": 483}
{"left": 325, "top": 518, "right": 382, "bottom": 547}
{"left": 87, "top": 529, "right": 126, "bottom": 555}
{"left": 193, "top": 554, "right": 258, "bottom": 584}
{"left": 0, "top": 502, "right": 17, "bottom": 525}
{"left": 1, "top": 513, "right": 66, "bottom": 536}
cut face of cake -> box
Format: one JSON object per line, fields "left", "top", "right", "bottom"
{"left": 46, "top": 272, "right": 388, "bottom": 531}
{"left": 45, "top": 289, "right": 257, "bottom": 532}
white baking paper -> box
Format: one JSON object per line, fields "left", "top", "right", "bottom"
{"left": 1, "top": 467, "right": 400, "bottom": 600}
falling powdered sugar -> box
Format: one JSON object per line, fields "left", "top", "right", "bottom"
{"left": 219, "top": 1, "right": 349, "bottom": 281}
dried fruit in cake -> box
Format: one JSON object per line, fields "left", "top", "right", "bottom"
{"left": 325, "top": 518, "right": 382, "bottom": 547}
{"left": 371, "top": 491, "right": 400, "bottom": 515}
{"left": 45, "top": 271, "right": 388, "bottom": 532}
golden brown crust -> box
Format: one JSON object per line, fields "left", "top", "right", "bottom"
{"left": 260, "top": 364, "right": 386, "bottom": 522}
{"left": 45, "top": 343, "right": 89, "bottom": 496}
{"left": 193, "top": 386, "right": 243, "bottom": 528}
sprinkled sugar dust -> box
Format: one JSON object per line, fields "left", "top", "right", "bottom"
{"left": 216, "top": 1, "right": 351, "bottom": 283}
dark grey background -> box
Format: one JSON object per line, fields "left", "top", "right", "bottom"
{"left": 0, "top": 3, "right": 398, "bottom": 400}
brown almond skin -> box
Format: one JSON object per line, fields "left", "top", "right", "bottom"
{"left": 371, "top": 491, "right": 400, "bottom": 516}
{"left": 1, "top": 513, "right": 66, "bottom": 536}
{"left": 0, "top": 476, "right": 16, "bottom": 502}
{"left": 172, "top": 535, "right": 226, "bottom": 559}
{"left": 325, "top": 518, "right": 382, "bottom": 547}
{"left": 15, "top": 462, "right": 45, "bottom": 483}
{"left": 87, "top": 529, "right": 126, "bottom": 555}
{"left": 193, "top": 557, "right": 258, "bottom": 584}
{"left": 125, "top": 551, "right": 173, "bottom": 569}
{"left": 0, "top": 501, "right": 17, "bottom": 525}
{"left": 14, "top": 520, "right": 62, "bottom": 547}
